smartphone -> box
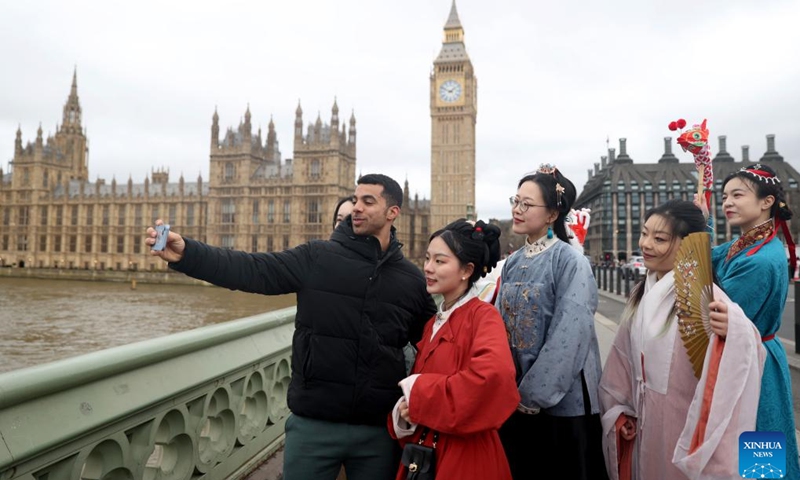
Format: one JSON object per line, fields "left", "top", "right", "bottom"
{"left": 153, "top": 224, "right": 170, "bottom": 251}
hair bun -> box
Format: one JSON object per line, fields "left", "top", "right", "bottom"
{"left": 473, "top": 220, "right": 502, "bottom": 275}
{"left": 431, "top": 219, "right": 502, "bottom": 282}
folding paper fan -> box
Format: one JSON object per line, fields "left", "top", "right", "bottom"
{"left": 673, "top": 232, "right": 715, "bottom": 379}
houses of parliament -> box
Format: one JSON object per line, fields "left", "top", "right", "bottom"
{"left": 0, "top": 3, "right": 477, "bottom": 270}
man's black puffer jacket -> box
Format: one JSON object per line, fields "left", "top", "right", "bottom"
{"left": 170, "top": 220, "right": 435, "bottom": 426}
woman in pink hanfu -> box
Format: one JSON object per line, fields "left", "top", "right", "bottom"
{"left": 599, "top": 200, "right": 765, "bottom": 480}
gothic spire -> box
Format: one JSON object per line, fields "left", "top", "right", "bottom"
{"left": 435, "top": 1, "right": 468, "bottom": 64}
{"left": 14, "top": 125, "right": 22, "bottom": 154}
{"left": 331, "top": 98, "right": 339, "bottom": 129}
{"left": 71, "top": 66, "right": 78, "bottom": 97}
{"left": 294, "top": 100, "right": 303, "bottom": 142}
{"left": 348, "top": 110, "right": 356, "bottom": 145}
{"left": 445, "top": 0, "right": 462, "bottom": 30}
{"left": 211, "top": 106, "right": 220, "bottom": 149}
{"left": 62, "top": 67, "right": 82, "bottom": 130}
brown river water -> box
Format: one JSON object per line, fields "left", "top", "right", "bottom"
{"left": 0, "top": 277, "right": 295, "bottom": 373}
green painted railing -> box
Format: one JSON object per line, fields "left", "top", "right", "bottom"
{"left": 0, "top": 307, "right": 296, "bottom": 480}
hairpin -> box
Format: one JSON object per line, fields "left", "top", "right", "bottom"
{"left": 555, "top": 182, "right": 565, "bottom": 207}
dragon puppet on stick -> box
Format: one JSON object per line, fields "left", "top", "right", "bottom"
{"left": 670, "top": 118, "right": 712, "bottom": 209}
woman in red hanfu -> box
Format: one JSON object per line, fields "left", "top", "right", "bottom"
{"left": 388, "top": 219, "right": 520, "bottom": 480}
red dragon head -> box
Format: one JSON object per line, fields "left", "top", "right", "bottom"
{"left": 676, "top": 119, "right": 709, "bottom": 155}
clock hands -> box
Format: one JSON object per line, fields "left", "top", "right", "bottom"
{"left": 440, "top": 81, "right": 461, "bottom": 101}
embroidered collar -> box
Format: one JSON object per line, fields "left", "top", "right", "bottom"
{"left": 727, "top": 218, "right": 774, "bottom": 261}
{"left": 523, "top": 234, "right": 558, "bottom": 258}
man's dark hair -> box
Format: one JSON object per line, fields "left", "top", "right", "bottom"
{"left": 357, "top": 174, "right": 403, "bottom": 209}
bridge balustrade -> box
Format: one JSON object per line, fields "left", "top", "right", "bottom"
{"left": 0, "top": 307, "right": 296, "bottom": 480}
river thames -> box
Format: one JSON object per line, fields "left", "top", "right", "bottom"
{"left": 0, "top": 277, "right": 295, "bottom": 373}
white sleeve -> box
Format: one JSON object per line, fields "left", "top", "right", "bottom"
{"left": 399, "top": 374, "right": 420, "bottom": 404}
{"left": 391, "top": 396, "right": 418, "bottom": 438}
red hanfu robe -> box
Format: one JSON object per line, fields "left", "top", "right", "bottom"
{"left": 388, "top": 297, "right": 520, "bottom": 480}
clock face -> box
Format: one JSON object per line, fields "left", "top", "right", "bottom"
{"left": 439, "top": 80, "right": 462, "bottom": 103}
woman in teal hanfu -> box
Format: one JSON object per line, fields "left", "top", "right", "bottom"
{"left": 701, "top": 163, "right": 799, "bottom": 478}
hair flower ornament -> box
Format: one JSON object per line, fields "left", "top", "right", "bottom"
{"left": 537, "top": 163, "right": 557, "bottom": 175}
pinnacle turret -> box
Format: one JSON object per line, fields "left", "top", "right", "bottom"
{"left": 294, "top": 101, "right": 303, "bottom": 142}
{"left": 243, "top": 104, "right": 252, "bottom": 144}
{"left": 211, "top": 107, "right": 220, "bottom": 149}
{"left": 348, "top": 110, "right": 356, "bottom": 145}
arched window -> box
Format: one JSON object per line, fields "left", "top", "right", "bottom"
{"left": 224, "top": 163, "right": 235, "bottom": 181}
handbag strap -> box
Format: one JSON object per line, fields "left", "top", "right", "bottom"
{"left": 417, "top": 427, "right": 439, "bottom": 449}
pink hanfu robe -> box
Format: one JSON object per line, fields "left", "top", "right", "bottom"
{"left": 599, "top": 271, "right": 765, "bottom": 480}
{"left": 388, "top": 297, "right": 520, "bottom": 480}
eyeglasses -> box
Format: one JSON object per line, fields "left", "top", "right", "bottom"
{"left": 509, "top": 196, "right": 548, "bottom": 213}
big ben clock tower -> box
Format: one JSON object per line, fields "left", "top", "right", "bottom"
{"left": 430, "top": 0, "right": 477, "bottom": 229}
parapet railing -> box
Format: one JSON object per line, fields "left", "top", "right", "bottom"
{"left": 591, "top": 265, "right": 642, "bottom": 298}
{"left": 0, "top": 307, "right": 296, "bottom": 480}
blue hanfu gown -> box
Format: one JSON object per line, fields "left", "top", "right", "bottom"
{"left": 713, "top": 235, "right": 800, "bottom": 478}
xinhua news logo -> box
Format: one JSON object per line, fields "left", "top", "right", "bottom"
{"left": 739, "top": 431, "right": 786, "bottom": 478}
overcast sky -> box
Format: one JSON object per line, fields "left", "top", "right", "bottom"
{"left": 1, "top": 0, "right": 798, "bottom": 220}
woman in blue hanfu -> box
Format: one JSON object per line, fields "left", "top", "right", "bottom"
{"left": 496, "top": 164, "right": 607, "bottom": 480}
{"left": 697, "top": 162, "right": 800, "bottom": 478}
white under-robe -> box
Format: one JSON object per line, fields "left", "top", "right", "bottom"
{"left": 599, "top": 271, "right": 765, "bottom": 480}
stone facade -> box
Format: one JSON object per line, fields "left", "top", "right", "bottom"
{"left": 575, "top": 136, "right": 800, "bottom": 264}
{"left": 0, "top": 3, "right": 479, "bottom": 268}
{"left": 0, "top": 74, "right": 355, "bottom": 270}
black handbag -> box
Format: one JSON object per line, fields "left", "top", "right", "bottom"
{"left": 401, "top": 428, "right": 438, "bottom": 480}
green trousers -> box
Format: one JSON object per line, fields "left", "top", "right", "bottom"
{"left": 283, "top": 413, "right": 399, "bottom": 480}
